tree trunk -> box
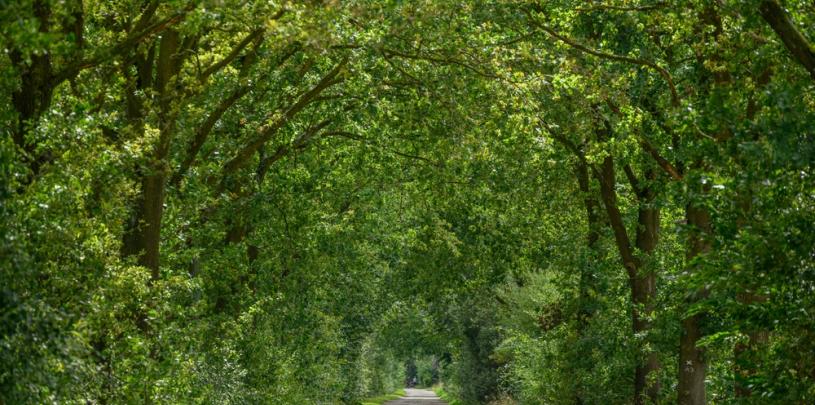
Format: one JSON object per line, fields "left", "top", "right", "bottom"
{"left": 574, "top": 158, "right": 602, "bottom": 404}
{"left": 633, "top": 227, "right": 660, "bottom": 402}
{"left": 633, "top": 168, "right": 661, "bottom": 402}
{"left": 8, "top": 0, "right": 56, "bottom": 180}
{"left": 139, "top": 165, "right": 169, "bottom": 280}
{"left": 596, "top": 156, "right": 660, "bottom": 405}
{"left": 678, "top": 201, "right": 712, "bottom": 405}
{"left": 120, "top": 30, "right": 181, "bottom": 280}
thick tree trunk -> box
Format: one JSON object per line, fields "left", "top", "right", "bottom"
{"left": 634, "top": 207, "right": 660, "bottom": 402}
{"left": 120, "top": 152, "right": 171, "bottom": 283}
{"left": 120, "top": 30, "right": 181, "bottom": 280}
{"left": 139, "top": 166, "right": 169, "bottom": 280}
{"left": 596, "top": 156, "right": 660, "bottom": 405}
{"left": 8, "top": 0, "right": 56, "bottom": 179}
{"left": 632, "top": 168, "right": 661, "bottom": 401}
{"left": 679, "top": 314, "right": 706, "bottom": 405}
{"left": 678, "top": 202, "right": 712, "bottom": 405}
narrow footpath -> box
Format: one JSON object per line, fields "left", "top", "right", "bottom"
{"left": 384, "top": 388, "right": 447, "bottom": 404}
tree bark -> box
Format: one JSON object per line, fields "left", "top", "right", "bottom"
{"left": 596, "top": 155, "right": 661, "bottom": 405}
{"left": 121, "top": 30, "right": 182, "bottom": 280}
{"left": 632, "top": 168, "right": 661, "bottom": 402}
{"left": 678, "top": 198, "right": 712, "bottom": 405}
{"left": 759, "top": 0, "right": 815, "bottom": 80}
{"left": 8, "top": 0, "right": 56, "bottom": 179}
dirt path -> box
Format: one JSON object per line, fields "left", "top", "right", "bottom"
{"left": 383, "top": 388, "right": 447, "bottom": 404}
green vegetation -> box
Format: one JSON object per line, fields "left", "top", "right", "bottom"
{"left": 2, "top": 1, "right": 815, "bottom": 404}
{"left": 360, "top": 389, "right": 406, "bottom": 405}
{"left": 435, "top": 386, "right": 463, "bottom": 405}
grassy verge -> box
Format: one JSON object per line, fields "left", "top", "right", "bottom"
{"left": 433, "top": 385, "right": 461, "bottom": 405}
{"left": 360, "top": 388, "right": 406, "bottom": 405}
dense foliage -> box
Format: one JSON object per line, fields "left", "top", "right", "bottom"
{"left": 2, "top": 1, "right": 814, "bottom": 404}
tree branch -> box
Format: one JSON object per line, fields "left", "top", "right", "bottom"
{"left": 54, "top": 3, "right": 194, "bottom": 83}
{"left": 576, "top": 2, "right": 667, "bottom": 13}
{"left": 327, "top": 131, "right": 443, "bottom": 168}
{"left": 596, "top": 155, "right": 639, "bottom": 280}
{"left": 199, "top": 27, "right": 266, "bottom": 82}
{"left": 638, "top": 136, "right": 683, "bottom": 181}
{"left": 256, "top": 119, "right": 332, "bottom": 184}
{"left": 220, "top": 58, "right": 348, "bottom": 179}
{"left": 759, "top": 0, "right": 815, "bottom": 80}
{"left": 623, "top": 163, "right": 642, "bottom": 197}
{"left": 526, "top": 7, "right": 680, "bottom": 106}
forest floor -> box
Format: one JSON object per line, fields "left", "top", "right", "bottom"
{"left": 383, "top": 388, "right": 447, "bottom": 404}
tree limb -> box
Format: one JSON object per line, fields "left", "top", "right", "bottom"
{"left": 54, "top": 3, "right": 194, "bottom": 83}
{"left": 220, "top": 58, "right": 348, "bottom": 179}
{"left": 526, "top": 7, "right": 680, "bottom": 106}
{"left": 759, "top": 0, "right": 815, "bottom": 80}
{"left": 576, "top": 2, "right": 667, "bottom": 13}
{"left": 623, "top": 163, "right": 642, "bottom": 197}
{"left": 638, "top": 136, "right": 683, "bottom": 181}
{"left": 199, "top": 27, "right": 266, "bottom": 82}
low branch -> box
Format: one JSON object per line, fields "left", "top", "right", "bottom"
{"left": 173, "top": 40, "right": 297, "bottom": 187}
{"left": 172, "top": 86, "right": 251, "bottom": 186}
{"left": 539, "top": 118, "right": 585, "bottom": 161}
{"left": 623, "top": 163, "right": 642, "bottom": 197}
{"left": 595, "top": 155, "right": 639, "bottom": 280}
{"left": 256, "top": 119, "right": 332, "bottom": 183}
{"left": 382, "top": 47, "right": 500, "bottom": 79}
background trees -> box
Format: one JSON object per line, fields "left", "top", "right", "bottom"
{"left": 2, "top": 0, "right": 814, "bottom": 404}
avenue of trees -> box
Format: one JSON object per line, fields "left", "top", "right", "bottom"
{"left": 2, "top": 1, "right": 814, "bottom": 404}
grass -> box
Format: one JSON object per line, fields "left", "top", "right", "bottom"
{"left": 359, "top": 388, "right": 407, "bottom": 405}
{"left": 433, "top": 385, "right": 462, "bottom": 405}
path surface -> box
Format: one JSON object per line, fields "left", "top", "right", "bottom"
{"left": 384, "top": 388, "right": 447, "bottom": 404}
